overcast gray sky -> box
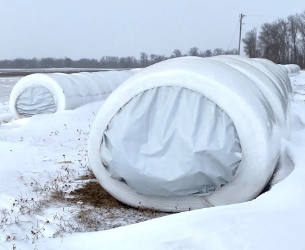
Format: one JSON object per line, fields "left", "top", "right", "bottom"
{"left": 0, "top": 0, "right": 304, "bottom": 59}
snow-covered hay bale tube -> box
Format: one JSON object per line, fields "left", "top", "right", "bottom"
{"left": 88, "top": 56, "right": 292, "bottom": 212}
{"left": 277, "top": 63, "right": 300, "bottom": 76}
{"left": 284, "top": 64, "right": 301, "bottom": 76}
{"left": 277, "top": 64, "right": 289, "bottom": 74}
{"left": 9, "top": 70, "right": 138, "bottom": 119}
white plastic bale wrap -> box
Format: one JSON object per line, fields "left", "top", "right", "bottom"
{"left": 277, "top": 64, "right": 289, "bottom": 75}
{"left": 212, "top": 55, "right": 293, "bottom": 139}
{"left": 284, "top": 64, "right": 301, "bottom": 75}
{"left": 251, "top": 58, "right": 293, "bottom": 137}
{"left": 210, "top": 56, "right": 289, "bottom": 138}
{"left": 101, "top": 86, "right": 242, "bottom": 196}
{"left": 277, "top": 64, "right": 300, "bottom": 76}
{"left": 278, "top": 64, "right": 287, "bottom": 73}
{"left": 88, "top": 56, "right": 290, "bottom": 212}
{"left": 9, "top": 70, "right": 138, "bottom": 119}
{"left": 223, "top": 56, "right": 292, "bottom": 138}
{"left": 252, "top": 58, "right": 293, "bottom": 99}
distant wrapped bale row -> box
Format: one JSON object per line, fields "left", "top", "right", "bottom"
{"left": 88, "top": 55, "right": 292, "bottom": 212}
{"left": 277, "top": 64, "right": 301, "bottom": 75}
{"left": 9, "top": 70, "right": 139, "bottom": 119}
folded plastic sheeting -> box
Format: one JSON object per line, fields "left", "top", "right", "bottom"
{"left": 88, "top": 56, "right": 291, "bottom": 212}
{"left": 101, "top": 86, "right": 242, "bottom": 196}
{"left": 9, "top": 70, "right": 138, "bottom": 119}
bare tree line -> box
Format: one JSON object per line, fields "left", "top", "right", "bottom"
{"left": 0, "top": 47, "right": 238, "bottom": 69}
{"left": 2, "top": 10, "right": 304, "bottom": 70}
{"left": 243, "top": 10, "right": 305, "bottom": 67}
{"left": 138, "top": 48, "right": 238, "bottom": 67}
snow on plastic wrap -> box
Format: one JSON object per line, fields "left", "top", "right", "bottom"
{"left": 226, "top": 56, "right": 292, "bottom": 138}
{"left": 277, "top": 64, "right": 289, "bottom": 74}
{"left": 88, "top": 56, "right": 290, "bottom": 212}
{"left": 283, "top": 64, "right": 301, "bottom": 76}
{"left": 9, "top": 70, "right": 138, "bottom": 119}
{"left": 210, "top": 56, "right": 289, "bottom": 138}
{"left": 252, "top": 58, "right": 293, "bottom": 100}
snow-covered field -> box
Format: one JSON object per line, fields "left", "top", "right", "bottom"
{"left": 0, "top": 68, "right": 120, "bottom": 77}
{"left": 0, "top": 72, "right": 305, "bottom": 249}
{"left": 0, "top": 77, "right": 21, "bottom": 122}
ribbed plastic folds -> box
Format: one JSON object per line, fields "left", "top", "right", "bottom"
{"left": 9, "top": 70, "right": 138, "bottom": 118}
{"left": 88, "top": 56, "right": 292, "bottom": 212}
{"left": 278, "top": 64, "right": 301, "bottom": 76}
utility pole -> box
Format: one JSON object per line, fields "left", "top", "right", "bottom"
{"left": 238, "top": 13, "right": 246, "bottom": 55}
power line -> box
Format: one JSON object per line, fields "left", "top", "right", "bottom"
{"left": 244, "top": 23, "right": 264, "bottom": 26}
{"left": 246, "top": 14, "right": 282, "bottom": 19}
{"left": 227, "top": 20, "right": 240, "bottom": 50}
{"left": 229, "top": 13, "right": 277, "bottom": 54}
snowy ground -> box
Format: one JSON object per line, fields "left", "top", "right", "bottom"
{"left": 0, "top": 77, "right": 21, "bottom": 122}
{"left": 0, "top": 72, "right": 305, "bottom": 249}
{"left": 292, "top": 72, "right": 305, "bottom": 102}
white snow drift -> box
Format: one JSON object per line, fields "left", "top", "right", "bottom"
{"left": 9, "top": 70, "right": 138, "bottom": 119}
{"left": 88, "top": 56, "right": 292, "bottom": 212}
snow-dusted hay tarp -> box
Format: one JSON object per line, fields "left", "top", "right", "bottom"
{"left": 88, "top": 56, "right": 292, "bottom": 212}
{"left": 9, "top": 70, "right": 138, "bottom": 119}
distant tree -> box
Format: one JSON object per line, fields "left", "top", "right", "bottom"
{"left": 258, "top": 23, "right": 274, "bottom": 60}
{"left": 238, "top": 9, "right": 305, "bottom": 67}
{"left": 202, "top": 49, "right": 212, "bottom": 57}
{"left": 127, "top": 56, "right": 137, "bottom": 67}
{"left": 63, "top": 57, "right": 73, "bottom": 67}
{"left": 152, "top": 55, "right": 167, "bottom": 64}
{"left": 243, "top": 28, "right": 259, "bottom": 58}
{"left": 172, "top": 49, "right": 182, "bottom": 57}
{"left": 28, "top": 58, "right": 38, "bottom": 68}
{"left": 224, "top": 49, "right": 238, "bottom": 55}
{"left": 119, "top": 56, "right": 137, "bottom": 68}
{"left": 258, "top": 20, "right": 288, "bottom": 63}
{"left": 140, "top": 52, "right": 148, "bottom": 67}
{"left": 213, "top": 48, "right": 224, "bottom": 56}
{"left": 119, "top": 57, "right": 128, "bottom": 68}
{"left": 288, "top": 15, "right": 299, "bottom": 63}
{"left": 150, "top": 54, "right": 156, "bottom": 64}
{"left": 40, "top": 57, "right": 56, "bottom": 68}
{"left": 296, "top": 11, "right": 305, "bottom": 66}
{"left": 188, "top": 47, "right": 199, "bottom": 56}
{"left": 276, "top": 19, "right": 290, "bottom": 63}
{"left": 12, "top": 58, "right": 25, "bottom": 68}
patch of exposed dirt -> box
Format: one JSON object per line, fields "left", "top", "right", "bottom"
{"left": 67, "top": 181, "right": 126, "bottom": 209}
{"left": 77, "top": 170, "right": 96, "bottom": 181}
{"left": 65, "top": 170, "right": 168, "bottom": 231}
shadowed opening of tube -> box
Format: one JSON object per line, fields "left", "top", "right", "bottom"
{"left": 16, "top": 86, "right": 57, "bottom": 118}
{"left": 100, "top": 86, "right": 242, "bottom": 197}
